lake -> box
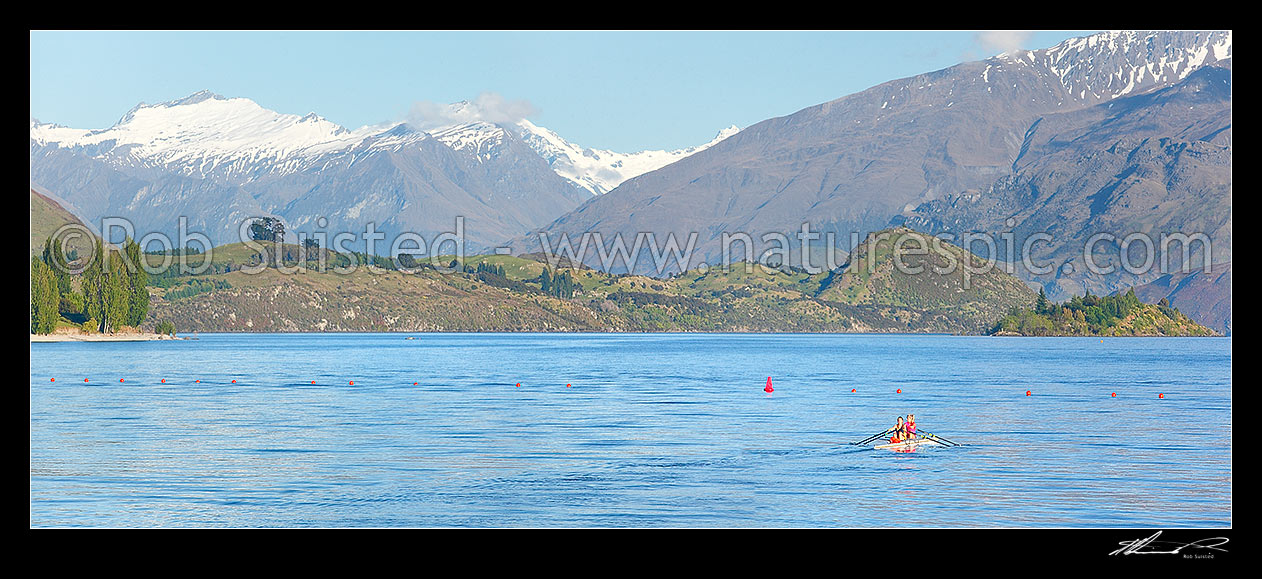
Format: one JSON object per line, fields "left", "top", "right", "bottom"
{"left": 29, "top": 333, "right": 1232, "bottom": 527}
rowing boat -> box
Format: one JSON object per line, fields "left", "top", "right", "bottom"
{"left": 873, "top": 437, "right": 944, "bottom": 451}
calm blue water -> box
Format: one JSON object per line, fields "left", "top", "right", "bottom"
{"left": 30, "top": 333, "right": 1231, "bottom": 528}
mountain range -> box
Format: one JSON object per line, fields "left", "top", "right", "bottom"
{"left": 29, "top": 30, "right": 1231, "bottom": 333}
{"left": 30, "top": 92, "right": 739, "bottom": 251}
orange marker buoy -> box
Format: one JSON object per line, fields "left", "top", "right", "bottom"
{"left": 231, "top": 380, "right": 237, "bottom": 383}
{"left": 120, "top": 378, "right": 124, "bottom": 383}
{"left": 1159, "top": 393, "right": 1165, "bottom": 399}
{"left": 349, "top": 380, "right": 354, "bottom": 385}
{"left": 312, "top": 381, "right": 316, "bottom": 384}
{"left": 516, "top": 383, "right": 521, "bottom": 388}
{"left": 84, "top": 378, "right": 88, "bottom": 382}
{"left": 1026, "top": 390, "right": 1031, "bottom": 396}
{"left": 50, "top": 378, "right": 55, "bottom": 382}
{"left": 413, "top": 382, "right": 418, "bottom": 386}
{"left": 896, "top": 388, "right": 902, "bottom": 394}
{"left": 765, "top": 377, "right": 774, "bottom": 393}
{"left": 161, "top": 379, "right": 166, "bottom": 383}
{"left": 1111, "top": 392, "right": 1117, "bottom": 397}
{"left": 195, "top": 379, "right": 200, "bottom": 383}
{"left": 851, "top": 388, "right": 856, "bottom": 392}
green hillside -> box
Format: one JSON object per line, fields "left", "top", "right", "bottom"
{"left": 991, "top": 288, "right": 1217, "bottom": 336}
{"left": 142, "top": 228, "right": 1047, "bottom": 334}
{"left": 30, "top": 189, "right": 92, "bottom": 257}
{"left": 817, "top": 227, "right": 1039, "bottom": 331}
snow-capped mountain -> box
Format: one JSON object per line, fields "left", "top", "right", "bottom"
{"left": 30, "top": 91, "right": 738, "bottom": 248}
{"left": 981, "top": 30, "right": 1231, "bottom": 105}
{"left": 517, "top": 29, "right": 1232, "bottom": 291}
{"left": 31, "top": 91, "right": 737, "bottom": 196}
{"left": 30, "top": 91, "right": 395, "bottom": 184}
{"left": 513, "top": 120, "right": 741, "bottom": 195}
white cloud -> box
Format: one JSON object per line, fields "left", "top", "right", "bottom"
{"left": 407, "top": 92, "right": 539, "bottom": 130}
{"left": 975, "top": 31, "right": 1034, "bottom": 55}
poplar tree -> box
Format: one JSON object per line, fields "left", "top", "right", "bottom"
{"left": 106, "top": 251, "right": 129, "bottom": 332}
{"left": 82, "top": 240, "right": 106, "bottom": 332}
{"left": 124, "top": 237, "right": 149, "bottom": 326}
{"left": 30, "top": 257, "right": 59, "bottom": 334}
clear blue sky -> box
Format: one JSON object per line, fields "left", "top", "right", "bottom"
{"left": 30, "top": 30, "right": 1097, "bottom": 152}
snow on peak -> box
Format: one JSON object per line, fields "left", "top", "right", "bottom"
{"left": 30, "top": 91, "right": 382, "bottom": 182}
{"left": 513, "top": 119, "right": 741, "bottom": 195}
{"left": 31, "top": 90, "right": 740, "bottom": 194}
{"left": 427, "top": 121, "right": 508, "bottom": 162}
{"left": 1026, "top": 30, "right": 1231, "bottom": 103}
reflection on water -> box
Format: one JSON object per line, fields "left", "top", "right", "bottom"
{"left": 31, "top": 334, "right": 1231, "bottom": 527}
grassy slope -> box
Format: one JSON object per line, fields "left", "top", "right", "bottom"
{"left": 147, "top": 228, "right": 1048, "bottom": 334}
{"left": 30, "top": 189, "right": 93, "bottom": 257}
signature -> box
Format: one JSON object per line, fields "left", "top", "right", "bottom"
{"left": 1109, "top": 531, "right": 1229, "bottom": 556}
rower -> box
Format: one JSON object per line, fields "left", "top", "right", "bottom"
{"left": 890, "top": 416, "right": 905, "bottom": 443}
{"left": 905, "top": 414, "right": 917, "bottom": 441}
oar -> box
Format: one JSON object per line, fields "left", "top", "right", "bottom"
{"left": 919, "top": 431, "right": 962, "bottom": 446}
{"left": 851, "top": 428, "right": 894, "bottom": 445}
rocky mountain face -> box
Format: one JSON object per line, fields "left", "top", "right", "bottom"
{"left": 1131, "top": 262, "right": 1231, "bottom": 335}
{"left": 901, "top": 64, "right": 1231, "bottom": 300}
{"left": 513, "top": 30, "right": 1230, "bottom": 330}
{"left": 29, "top": 93, "right": 734, "bottom": 252}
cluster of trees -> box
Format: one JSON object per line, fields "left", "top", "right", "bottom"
{"left": 144, "top": 246, "right": 204, "bottom": 256}
{"left": 474, "top": 262, "right": 506, "bottom": 278}
{"left": 29, "top": 236, "right": 153, "bottom": 335}
{"left": 992, "top": 288, "right": 1159, "bottom": 336}
{"left": 248, "top": 217, "right": 286, "bottom": 242}
{"left": 540, "top": 268, "right": 576, "bottom": 299}
{"left": 163, "top": 278, "right": 232, "bottom": 300}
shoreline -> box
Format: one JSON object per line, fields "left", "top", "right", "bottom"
{"left": 29, "top": 330, "right": 1226, "bottom": 339}
{"left": 31, "top": 332, "right": 183, "bottom": 343}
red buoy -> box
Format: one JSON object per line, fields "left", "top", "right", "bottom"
{"left": 195, "top": 379, "right": 200, "bottom": 383}
{"left": 1158, "top": 393, "right": 1165, "bottom": 399}
{"left": 312, "top": 381, "right": 316, "bottom": 384}
{"left": 516, "top": 383, "right": 521, "bottom": 387}
{"left": 231, "top": 380, "right": 237, "bottom": 383}
{"left": 851, "top": 388, "right": 856, "bottom": 392}
{"left": 567, "top": 383, "right": 571, "bottom": 388}
{"left": 349, "top": 380, "right": 354, "bottom": 385}
{"left": 1026, "top": 390, "right": 1031, "bottom": 396}
{"left": 84, "top": 378, "right": 88, "bottom": 382}
{"left": 50, "top": 378, "right": 55, "bottom": 382}
{"left": 764, "top": 377, "right": 773, "bottom": 393}
{"left": 896, "top": 388, "right": 902, "bottom": 394}
{"left": 1111, "top": 392, "right": 1116, "bottom": 397}
{"left": 161, "top": 379, "right": 166, "bottom": 383}
{"left": 120, "top": 378, "right": 124, "bottom": 383}
{"left": 413, "top": 382, "right": 418, "bottom": 386}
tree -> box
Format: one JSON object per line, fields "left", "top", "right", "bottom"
{"left": 30, "top": 257, "right": 60, "bottom": 334}
{"left": 42, "top": 236, "right": 72, "bottom": 296}
{"left": 105, "top": 251, "right": 130, "bottom": 332}
{"left": 303, "top": 237, "right": 321, "bottom": 262}
{"left": 1035, "top": 287, "right": 1049, "bottom": 314}
{"left": 124, "top": 237, "right": 149, "bottom": 327}
{"left": 155, "top": 320, "right": 175, "bottom": 336}
{"left": 82, "top": 240, "right": 106, "bottom": 332}
{"left": 249, "top": 217, "right": 286, "bottom": 242}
